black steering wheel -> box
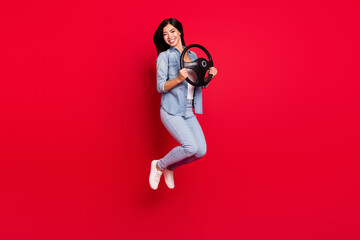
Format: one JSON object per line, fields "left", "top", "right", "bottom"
{"left": 180, "top": 44, "right": 214, "bottom": 87}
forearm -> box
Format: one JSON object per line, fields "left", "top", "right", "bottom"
{"left": 164, "top": 77, "right": 183, "bottom": 91}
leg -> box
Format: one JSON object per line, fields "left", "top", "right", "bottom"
{"left": 167, "top": 114, "right": 207, "bottom": 170}
{"left": 157, "top": 107, "right": 199, "bottom": 171}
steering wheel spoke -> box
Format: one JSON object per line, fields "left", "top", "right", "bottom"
{"left": 183, "top": 61, "right": 198, "bottom": 70}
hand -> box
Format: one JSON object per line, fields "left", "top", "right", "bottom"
{"left": 208, "top": 67, "right": 218, "bottom": 78}
{"left": 178, "top": 68, "right": 188, "bottom": 82}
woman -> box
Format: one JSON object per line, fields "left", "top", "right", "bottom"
{"left": 149, "top": 18, "right": 218, "bottom": 190}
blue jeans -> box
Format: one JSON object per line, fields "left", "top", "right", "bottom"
{"left": 158, "top": 99, "right": 207, "bottom": 171}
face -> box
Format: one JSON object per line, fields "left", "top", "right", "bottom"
{"left": 163, "top": 24, "right": 182, "bottom": 48}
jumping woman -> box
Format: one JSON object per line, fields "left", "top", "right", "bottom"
{"left": 149, "top": 18, "right": 218, "bottom": 190}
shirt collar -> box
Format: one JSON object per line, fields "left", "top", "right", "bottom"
{"left": 169, "top": 46, "right": 192, "bottom": 55}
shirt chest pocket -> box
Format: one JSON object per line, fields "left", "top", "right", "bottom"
{"left": 168, "top": 59, "right": 180, "bottom": 78}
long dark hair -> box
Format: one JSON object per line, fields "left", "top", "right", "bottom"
{"left": 153, "top": 18, "right": 186, "bottom": 55}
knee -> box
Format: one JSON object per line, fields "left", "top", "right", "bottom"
{"left": 182, "top": 143, "right": 198, "bottom": 157}
{"left": 195, "top": 144, "right": 207, "bottom": 159}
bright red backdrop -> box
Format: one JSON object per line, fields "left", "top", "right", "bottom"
{"left": 1, "top": 0, "right": 359, "bottom": 239}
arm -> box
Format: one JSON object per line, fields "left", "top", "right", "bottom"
{"left": 164, "top": 68, "right": 188, "bottom": 91}
{"left": 164, "top": 76, "right": 184, "bottom": 91}
{"left": 156, "top": 52, "right": 169, "bottom": 93}
{"left": 156, "top": 52, "right": 188, "bottom": 93}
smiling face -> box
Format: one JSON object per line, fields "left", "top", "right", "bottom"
{"left": 163, "top": 24, "right": 182, "bottom": 49}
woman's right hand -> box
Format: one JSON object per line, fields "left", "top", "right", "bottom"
{"left": 178, "top": 68, "right": 188, "bottom": 82}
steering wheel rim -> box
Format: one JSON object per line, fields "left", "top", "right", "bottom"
{"left": 180, "top": 44, "right": 214, "bottom": 87}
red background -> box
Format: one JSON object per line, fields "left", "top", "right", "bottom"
{"left": 1, "top": 0, "right": 360, "bottom": 239}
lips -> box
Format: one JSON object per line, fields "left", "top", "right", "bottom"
{"left": 168, "top": 38, "right": 175, "bottom": 44}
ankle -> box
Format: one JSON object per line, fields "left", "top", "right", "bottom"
{"left": 156, "top": 162, "right": 163, "bottom": 172}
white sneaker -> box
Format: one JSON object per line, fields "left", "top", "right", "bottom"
{"left": 149, "top": 160, "right": 162, "bottom": 190}
{"left": 163, "top": 168, "right": 175, "bottom": 189}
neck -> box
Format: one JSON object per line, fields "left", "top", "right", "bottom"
{"left": 174, "top": 41, "right": 183, "bottom": 53}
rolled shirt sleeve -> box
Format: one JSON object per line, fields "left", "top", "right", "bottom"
{"left": 156, "top": 52, "right": 168, "bottom": 93}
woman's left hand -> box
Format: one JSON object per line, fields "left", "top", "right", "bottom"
{"left": 208, "top": 67, "right": 218, "bottom": 78}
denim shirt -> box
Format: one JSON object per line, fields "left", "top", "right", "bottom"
{"left": 156, "top": 46, "right": 205, "bottom": 116}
